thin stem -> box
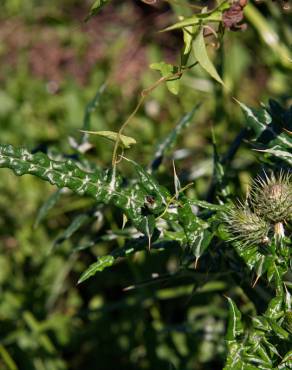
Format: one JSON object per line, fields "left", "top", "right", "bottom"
{"left": 112, "top": 64, "right": 198, "bottom": 168}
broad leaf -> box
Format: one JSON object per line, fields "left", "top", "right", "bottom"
{"left": 193, "top": 27, "right": 224, "bottom": 85}
{"left": 150, "top": 62, "right": 180, "bottom": 95}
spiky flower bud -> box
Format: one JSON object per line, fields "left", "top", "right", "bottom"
{"left": 223, "top": 203, "right": 270, "bottom": 247}
{"left": 250, "top": 172, "right": 292, "bottom": 224}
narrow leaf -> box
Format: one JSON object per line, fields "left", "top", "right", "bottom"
{"left": 54, "top": 213, "right": 91, "bottom": 245}
{"left": 161, "top": 1, "right": 229, "bottom": 32}
{"left": 255, "top": 147, "right": 292, "bottom": 165}
{"left": 78, "top": 255, "right": 115, "bottom": 284}
{"left": 80, "top": 130, "right": 137, "bottom": 149}
{"left": 150, "top": 105, "right": 199, "bottom": 171}
{"left": 34, "top": 188, "right": 63, "bottom": 228}
{"left": 193, "top": 27, "right": 224, "bottom": 85}
{"left": 225, "top": 297, "right": 243, "bottom": 341}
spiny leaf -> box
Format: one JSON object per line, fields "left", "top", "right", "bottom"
{"left": 78, "top": 255, "right": 115, "bottom": 284}
{"left": 80, "top": 130, "right": 137, "bottom": 149}
{"left": 190, "top": 199, "right": 227, "bottom": 212}
{"left": 0, "top": 144, "right": 148, "bottom": 233}
{"left": 266, "top": 318, "right": 290, "bottom": 340}
{"left": 255, "top": 147, "right": 292, "bottom": 165}
{"left": 280, "top": 349, "right": 292, "bottom": 367}
{"left": 178, "top": 200, "right": 212, "bottom": 266}
{"left": 225, "top": 297, "right": 243, "bottom": 341}
{"left": 123, "top": 156, "right": 170, "bottom": 210}
{"left": 265, "top": 295, "right": 283, "bottom": 319}
{"left": 193, "top": 27, "right": 224, "bottom": 85}
{"left": 236, "top": 100, "right": 292, "bottom": 149}
{"left": 76, "top": 230, "right": 177, "bottom": 283}
{"left": 223, "top": 342, "right": 246, "bottom": 370}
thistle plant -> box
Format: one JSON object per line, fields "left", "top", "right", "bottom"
{"left": 250, "top": 171, "right": 292, "bottom": 237}
{"left": 223, "top": 202, "right": 271, "bottom": 247}
{"left": 223, "top": 171, "right": 291, "bottom": 245}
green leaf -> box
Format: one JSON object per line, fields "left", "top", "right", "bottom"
{"left": 280, "top": 349, "right": 292, "bottom": 366}
{"left": 225, "top": 297, "right": 243, "bottom": 341}
{"left": 81, "top": 84, "right": 106, "bottom": 136}
{"left": 190, "top": 199, "right": 227, "bottom": 212}
{"left": 80, "top": 130, "right": 137, "bottom": 149}
{"left": 150, "top": 105, "right": 199, "bottom": 171}
{"left": 193, "top": 27, "right": 224, "bottom": 85}
{"left": 34, "top": 188, "right": 63, "bottom": 228}
{"left": 236, "top": 100, "right": 292, "bottom": 150}
{"left": 0, "top": 345, "right": 18, "bottom": 370}
{"left": 265, "top": 295, "right": 283, "bottom": 319}
{"left": 178, "top": 200, "right": 212, "bottom": 266}
{"left": 54, "top": 213, "right": 91, "bottom": 246}
{"left": 78, "top": 255, "right": 115, "bottom": 284}
{"left": 85, "top": 0, "right": 110, "bottom": 21}
{"left": 266, "top": 318, "right": 290, "bottom": 340}
{"left": 182, "top": 25, "right": 198, "bottom": 66}
{"left": 223, "top": 342, "right": 246, "bottom": 370}
{"left": 76, "top": 231, "right": 174, "bottom": 282}
{"left": 255, "top": 147, "right": 292, "bottom": 165}
{"left": 123, "top": 156, "right": 170, "bottom": 210}
{"left": 150, "top": 62, "right": 180, "bottom": 95}
{"left": 0, "top": 145, "right": 146, "bottom": 232}
{"left": 211, "top": 130, "right": 230, "bottom": 198}
{"left": 162, "top": 1, "right": 230, "bottom": 32}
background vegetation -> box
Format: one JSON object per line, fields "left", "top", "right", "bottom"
{"left": 0, "top": 1, "right": 291, "bottom": 369}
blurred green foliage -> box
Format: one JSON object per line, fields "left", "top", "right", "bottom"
{"left": 0, "top": 0, "right": 291, "bottom": 369}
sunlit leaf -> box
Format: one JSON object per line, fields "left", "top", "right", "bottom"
{"left": 85, "top": 0, "right": 110, "bottom": 21}
{"left": 78, "top": 255, "right": 115, "bottom": 284}
{"left": 255, "top": 147, "right": 292, "bottom": 165}
{"left": 225, "top": 297, "right": 243, "bottom": 341}
{"left": 162, "top": 1, "right": 230, "bottom": 32}
{"left": 150, "top": 61, "right": 180, "bottom": 95}
{"left": 80, "top": 130, "right": 137, "bottom": 149}
{"left": 193, "top": 27, "right": 224, "bottom": 85}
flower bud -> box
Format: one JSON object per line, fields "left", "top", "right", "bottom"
{"left": 223, "top": 203, "right": 270, "bottom": 247}
{"left": 250, "top": 172, "right": 292, "bottom": 223}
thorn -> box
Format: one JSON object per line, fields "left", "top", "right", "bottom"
{"left": 148, "top": 234, "right": 151, "bottom": 251}
{"left": 122, "top": 214, "right": 128, "bottom": 230}
{"left": 252, "top": 274, "right": 260, "bottom": 288}
{"left": 123, "top": 285, "right": 135, "bottom": 292}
